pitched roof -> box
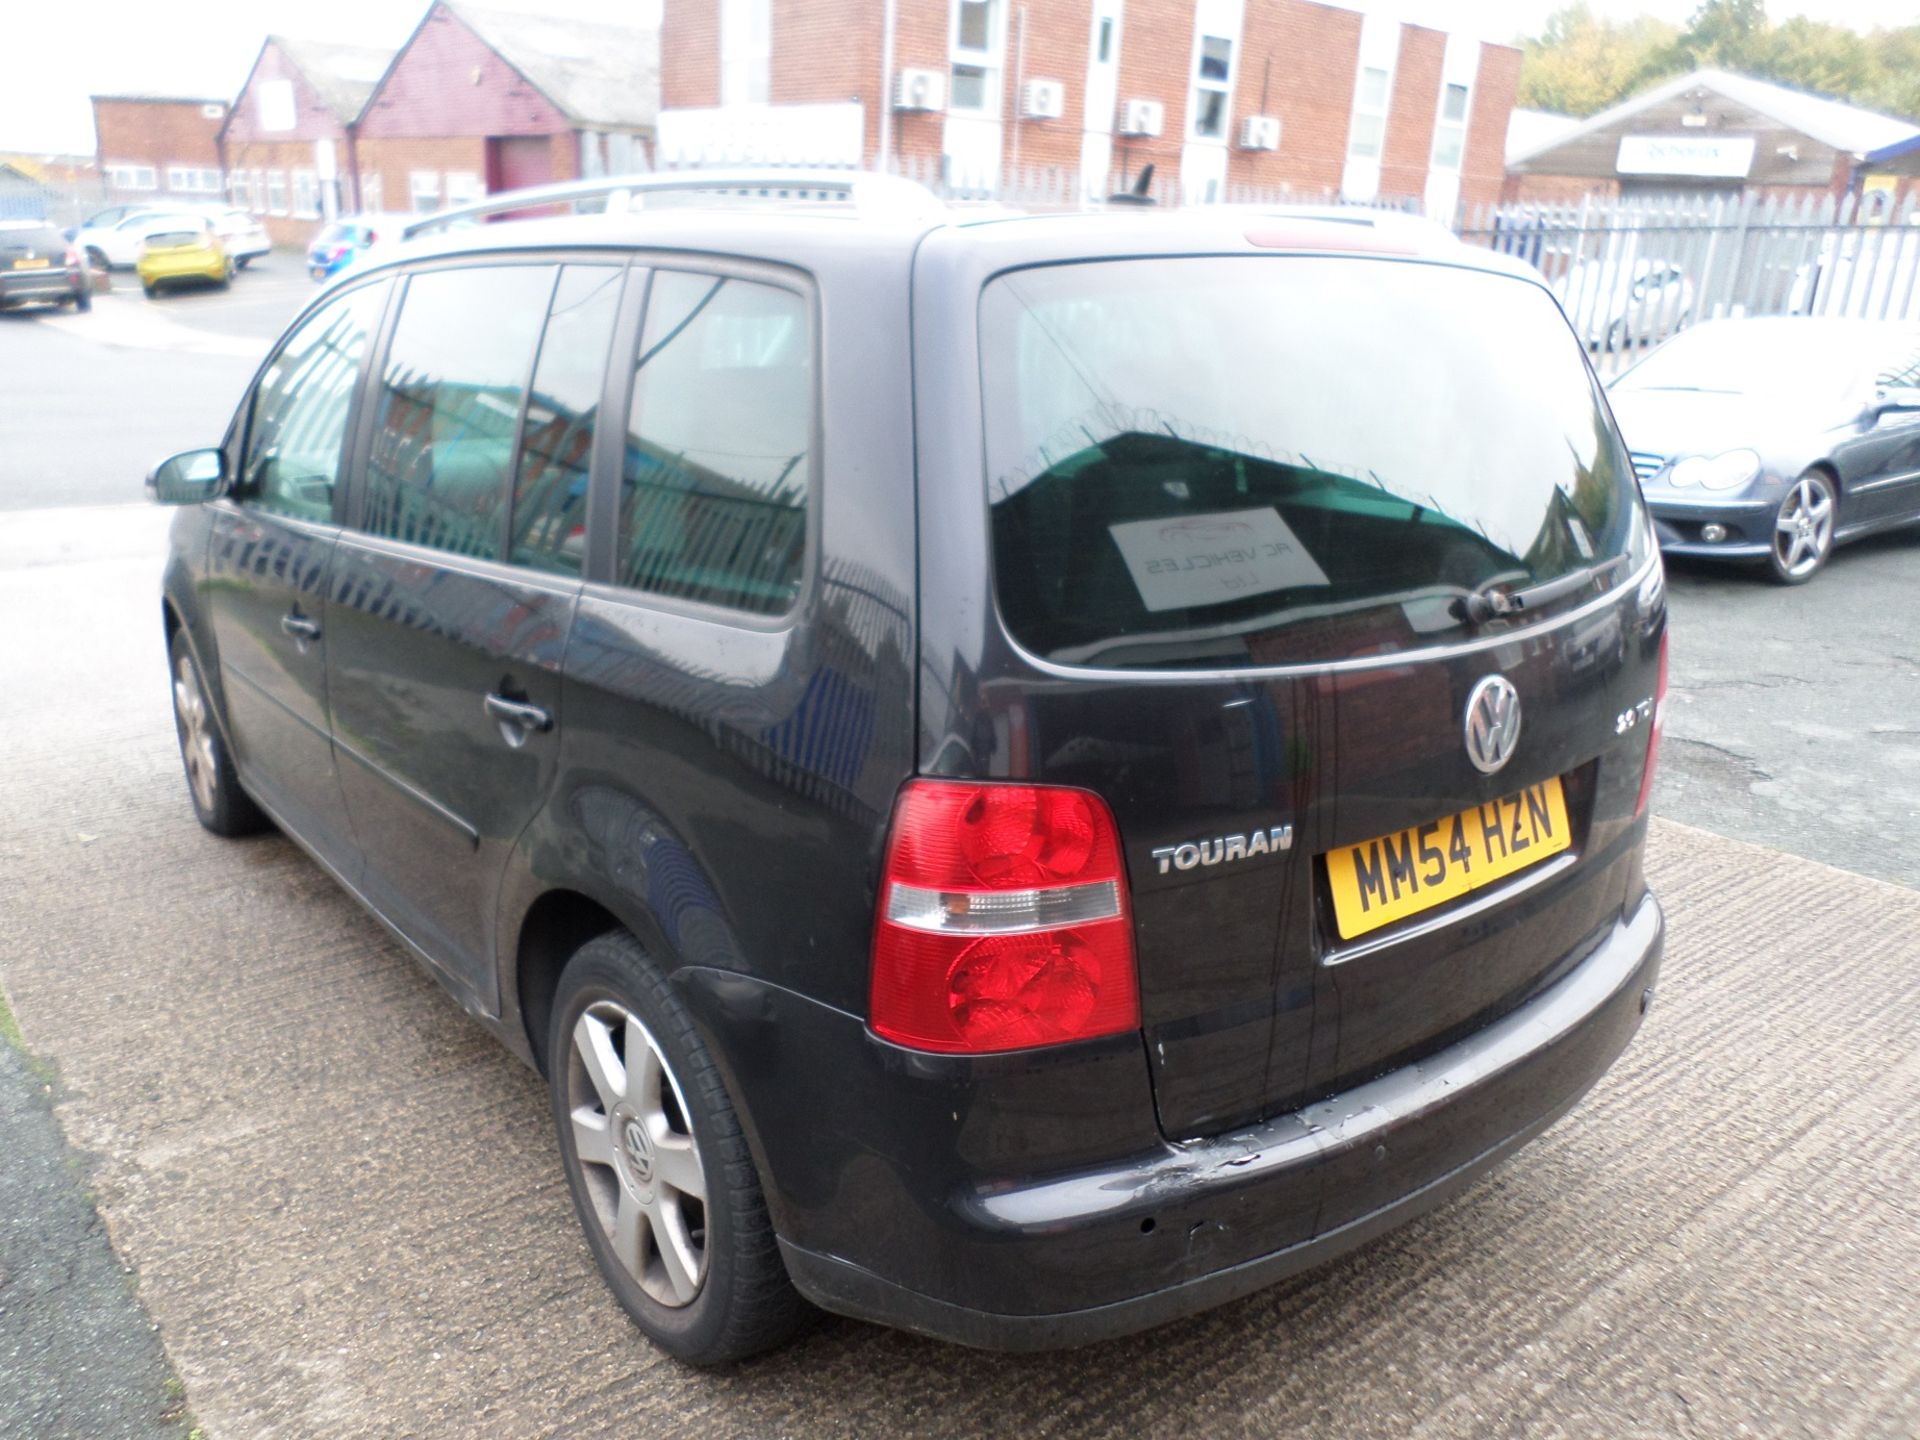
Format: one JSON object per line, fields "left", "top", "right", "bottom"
{"left": 273, "top": 36, "right": 397, "bottom": 124}
{"left": 1509, "top": 68, "right": 1920, "bottom": 169}
{"left": 1505, "top": 109, "right": 1579, "bottom": 166}
{"left": 444, "top": 1, "right": 658, "bottom": 130}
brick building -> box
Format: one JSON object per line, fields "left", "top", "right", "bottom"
{"left": 657, "top": 0, "right": 1519, "bottom": 217}
{"left": 222, "top": 38, "right": 394, "bottom": 246}
{"left": 354, "top": 1, "right": 657, "bottom": 221}
{"left": 89, "top": 95, "right": 228, "bottom": 205}
{"left": 1505, "top": 69, "right": 1920, "bottom": 208}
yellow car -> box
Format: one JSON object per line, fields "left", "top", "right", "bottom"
{"left": 135, "top": 215, "right": 232, "bottom": 297}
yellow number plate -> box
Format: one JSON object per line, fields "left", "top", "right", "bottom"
{"left": 11, "top": 257, "right": 50, "bottom": 269}
{"left": 1326, "top": 778, "right": 1571, "bottom": 940}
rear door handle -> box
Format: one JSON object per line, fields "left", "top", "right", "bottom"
{"left": 483, "top": 693, "right": 553, "bottom": 745}
{"left": 280, "top": 613, "right": 322, "bottom": 643}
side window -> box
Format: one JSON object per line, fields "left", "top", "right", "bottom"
{"left": 242, "top": 280, "right": 390, "bottom": 522}
{"left": 617, "top": 271, "right": 811, "bottom": 615}
{"left": 509, "top": 265, "right": 624, "bottom": 575}
{"left": 362, "top": 264, "right": 554, "bottom": 561}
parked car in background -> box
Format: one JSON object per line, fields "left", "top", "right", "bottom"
{"left": 306, "top": 215, "right": 403, "bottom": 281}
{"left": 1609, "top": 316, "right": 1920, "bottom": 583}
{"left": 1553, "top": 256, "right": 1694, "bottom": 351}
{"left": 134, "top": 214, "right": 232, "bottom": 297}
{"left": 71, "top": 205, "right": 183, "bottom": 269}
{"left": 145, "top": 174, "right": 1667, "bottom": 1364}
{"left": 196, "top": 206, "right": 271, "bottom": 269}
{"left": 0, "top": 220, "right": 90, "bottom": 312}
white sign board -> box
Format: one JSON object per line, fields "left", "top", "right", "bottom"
{"left": 1616, "top": 134, "right": 1756, "bottom": 179}
{"left": 1109, "top": 508, "right": 1330, "bottom": 613}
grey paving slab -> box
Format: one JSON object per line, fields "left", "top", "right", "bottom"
{"left": 1, "top": 521, "right": 1916, "bottom": 1439}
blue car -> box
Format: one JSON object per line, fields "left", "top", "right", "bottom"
{"left": 306, "top": 214, "right": 402, "bottom": 281}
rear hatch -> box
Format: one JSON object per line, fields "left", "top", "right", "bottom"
{"left": 0, "top": 225, "right": 67, "bottom": 275}
{"left": 971, "top": 251, "right": 1664, "bottom": 1139}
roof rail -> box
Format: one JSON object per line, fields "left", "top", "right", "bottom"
{"left": 399, "top": 168, "right": 945, "bottom": 240}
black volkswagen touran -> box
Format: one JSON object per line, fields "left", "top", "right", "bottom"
{"left": 150, "top": 175, "right": 1668, "bottom": 1363}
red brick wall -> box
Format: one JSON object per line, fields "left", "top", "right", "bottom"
{"left": 356, "top": 134, "right": 580, "bottom": 217}
{"left": 1378, "top": 23, "right": 1441, "bottom": 203}
{"left": 91, "top": 99, "right": 224, "bottom": 197}
{"left": 223, "top": 42, "right": 352, "bottom": 146}
{"left": 1230, "top": 0, "right": 1362, "bottom": 196}
{"left": 884, "top": 0, "right": 950, "bottom": 172}
{"left": 1001, "top": 0, "right": 1092, "bottom": 176}
{"left": 1105, "top": 0, "right": 1192, "bottom": 188}
{"left": 1503, "top": 173, "right": 1619, "bottom": 205}
{"left": 358, "top": 3, "right": 573, "bottom": 140}
{"left": 662, "top": 0, "right": 721, "bottom": 109}
{"left": 769, "top": 0, "right": 886, "bottom": 164}
{"left": 221, "top": 139, "right": 340, "bottom": 246}
{"left": 1459, "top": 41, "right": 1519, "bottom": 214}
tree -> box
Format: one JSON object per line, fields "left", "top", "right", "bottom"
{"left": 1517, "top": 1, "right": 1920, "bottom": 124}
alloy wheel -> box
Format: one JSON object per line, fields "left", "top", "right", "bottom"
{"left": 172, "top": 654, "right": 218, "bottom": 813}
{"left": 566, "top": 1001, "right": 708, "bottom": 1307}
{"left": 1774, "top": 475, "right": 1835, "bottom": 580}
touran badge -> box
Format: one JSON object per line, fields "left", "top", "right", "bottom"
{"left": 1464, "top": 675, "right": 1522, "bottom": 775}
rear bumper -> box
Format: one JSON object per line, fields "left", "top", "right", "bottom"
{"left": 138, "top": 253, "right": 225, "bottom": 284}
{"left": 0, "top": 269, "right": 81, "bottom": 301}
{"left": 770, "top": 892, "right": 1663, "bottom": 1350}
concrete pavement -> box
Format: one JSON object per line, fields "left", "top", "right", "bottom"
{"left": 0, "top": 507, "right": 1916, "bottom": 1438}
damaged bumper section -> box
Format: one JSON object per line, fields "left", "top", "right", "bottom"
{"left": 760, "top": 893, "right": 1662, "bottom": 1350}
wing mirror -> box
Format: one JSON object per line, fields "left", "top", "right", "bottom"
{"left": 146, "top": 448, "right": 229, "bottom": 505}
{"left": 1873, "top": 386, "right": 1920, "bottom": 418}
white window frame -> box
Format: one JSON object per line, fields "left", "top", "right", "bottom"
{"left": 948, "top": 0, "right": 1004, "bottom": 117}
{"left": 1431, "top": 80, "right": 1470, "bottom": 171}
{"left": 229, "top": 171, "right": 252, "bottom": 209}
{"left": 409, "top": 169, "right": 442, "bottom": 213}
{"left": 1348, "top": 64, "right": 1392, "bottom": 161}
{"left": 360, "top": 172, "right": 384, "bottom": 212}
{"left": 719, "top": 0, "right": 772, "bottom": 107}
{"left": 1188, "top": 31, "right": 1236, "bottom": 142}
{"left": 105, "top": 163, "right": 158, "bottom": 191}
{"left": 444, "top": 170, "right": 482, "bottom": 208}
{"left": 291, "top": 169, "right": 321, "bottom": 219}
{"left": 265, "top": 170, "right": 288, "bottom": 216}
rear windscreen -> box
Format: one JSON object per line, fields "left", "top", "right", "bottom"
{"left": 981, "top": 256, "right": 1649, "bottom": 670}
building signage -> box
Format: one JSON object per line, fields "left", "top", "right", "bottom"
{"left": 1616, "top": 134, "right": 1756, "bottom": 179}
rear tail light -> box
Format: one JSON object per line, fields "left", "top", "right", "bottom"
{"left": 1634, "top": 629, "right": 1670, "bottom": 817}
{"left": 63, "top": 246, "right": 79, "bottom": 267}
{"left": 870, "top": 781, "right": 1139, "bottom": 1054}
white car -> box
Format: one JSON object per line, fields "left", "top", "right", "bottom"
{"left": 1552, "top": 257, "right": 1695, "bottom": 351}
{"left": 72, "top": 205, "right": 186, "bottom": 269}
{"left": 73, "top": 202, "right": 271, "bottom": 271}
{"left": 193, "top": 206, "right": 271, "bottom": 268}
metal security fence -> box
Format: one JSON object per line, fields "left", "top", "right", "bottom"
{"left": 1459, "top": 190, "right": 1920, "bottom": 375}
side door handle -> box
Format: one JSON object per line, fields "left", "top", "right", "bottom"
{"left": 483, "top": 692, "right": 553, "bottom": 747}
{"left": 280, "top": 612, "right": 322, "bottom": 643}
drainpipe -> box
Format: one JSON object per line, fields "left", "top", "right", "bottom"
{"left": 1008, "top": 5, "right": 1028, "bottom": 174}
{"left": 878, "top": 0, "right": 897, "bottom": 169}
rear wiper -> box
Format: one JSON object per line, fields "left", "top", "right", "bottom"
{"left": 1459, "top": 556, "right": 1626, "bottom": 626}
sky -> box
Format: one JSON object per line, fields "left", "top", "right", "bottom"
{"left": 2, "top": 0, "right": 1916, "bottom": 157}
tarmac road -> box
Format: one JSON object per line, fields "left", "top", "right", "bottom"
{"left": 0, "top": 506, "right": 1916, "bottom": 1439}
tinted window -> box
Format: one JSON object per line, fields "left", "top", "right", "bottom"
{"left": 242, "top": 281, "right": 390, "bottom": 523}
{"left": 980, "top": 257, "right": 1649, "bottom": 670}
{"left": 617, "top": 271, "right": 810, "bottom": 614}
{"left": 362, "top": 264, "right": 554, "bottom": 561}
{"left": 510, "top": 265, "right": 623, "bottom": 575}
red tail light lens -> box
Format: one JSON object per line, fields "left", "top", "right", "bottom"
{"left": 871, "top": 781, "right": 1139, "bottom": 1054}
{"left": 1634, "top": 629, "right": 1669, "bottom": 817}
{"left": 63, "top": 246, "right": 79, "bottom": 267}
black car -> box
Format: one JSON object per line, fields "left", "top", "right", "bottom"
{"left": 0, "top": 221, "right": 90, "bottom": 312}
{"left": 1609, "top": 316, "right": 1920, "bottom": 584}
{"left": 148, "top": 174, "right": 1668, "bottom": 1363}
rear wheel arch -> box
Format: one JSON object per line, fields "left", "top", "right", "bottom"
{"left": 514, "top": 889, "right": 625, "bottom": 1075}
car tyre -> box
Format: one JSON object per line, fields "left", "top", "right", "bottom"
{"left": 236, "top": 255, "right": 252, "bottom": 270}
{"left": 168, "top": 630, "right": 267, "bottom": 837}
{"left": 71, "top": 284, "right": 91, "bottom": 313}
{"left": 548, "top": 930, "right": 808, "bottom": 1365}
{"left": 1767, "top": 469, "right": 1838, "bottom": 585}
{"left": 142, "top": 280, "right": 159, "bottom": 298}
